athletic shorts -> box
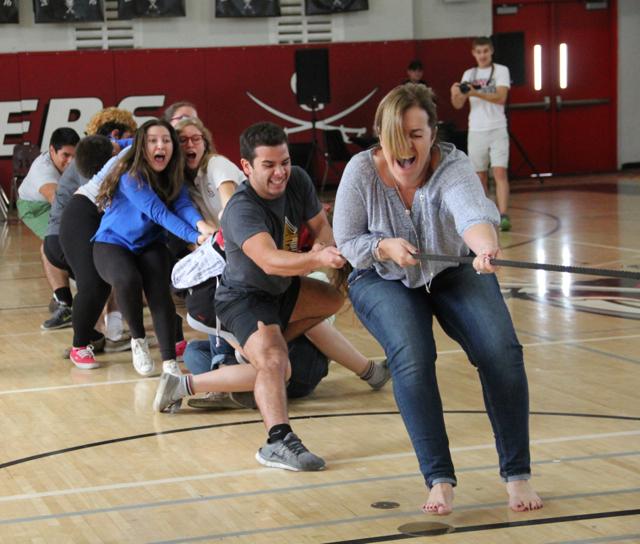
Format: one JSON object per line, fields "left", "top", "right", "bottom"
{"left": 16, "top": 199, "right": 50, "bottom": 240}
{"left": 215, "top": 276, "right": 301, "bottom": 347}
{"left": 43, "top": 234, "right": 72, "bottom": 275}
{"left": 467, "top": 127, "right": 509, "bottom": 171}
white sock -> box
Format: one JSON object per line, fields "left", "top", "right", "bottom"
{"left": 105, "top": 311, "right": 124, "bottom": 341}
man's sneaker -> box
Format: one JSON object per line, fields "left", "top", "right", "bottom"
{"left": 153, "top": 372, "right": 185, "bottom": 412}
{"left": 69, "top": 345, "right": 100, "bottom": 370}
{"left": 175, "top": 339, "right": 187, "bottom": 361}
{"left": 41, "top": 303, "right": 72, "bottom": 330}
{"left": 500, "top": 214, "right": 512, "bottom": 232}
{"left": 104, "top": 331, "right": 132, "bottom": 353}
{"left": 162, "top": 359, "right": 182, "bottom": 376}
{"left": 48, "top": 297, "right": 59, "bottom": 313}
{"left": 63, "top": 335, "right": 106, "bottom": 359}
{"left": 131, "top": 337, "right": 156, "bottom": 376}
{"left": 188, "top": 392, "right": 239, "bottom": 410}
{"left": 256, "top": 432, "right": 325, "bottom": 472}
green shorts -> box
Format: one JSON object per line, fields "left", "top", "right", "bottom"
{"left": 17, "top": 199, "right": 51, "bottom": 239}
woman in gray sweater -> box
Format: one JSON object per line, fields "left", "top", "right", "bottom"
{"left": 333, "top": 84, "right": 542, "bottom": 515}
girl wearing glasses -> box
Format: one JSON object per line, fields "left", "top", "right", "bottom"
{"left": 175, "top": 117, "right": 244, "bottom": 227}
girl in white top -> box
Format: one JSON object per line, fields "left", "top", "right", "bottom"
{"left": 174, "top": 117, "right": 244, "bottom": 226}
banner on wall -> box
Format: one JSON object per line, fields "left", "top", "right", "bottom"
{"left": 215, "top": 0, "right": 280, "bottom": 18}
{"left": 117, "top": 0, "right": 185, "bottom": 19}
{"left": 0, "top": 0, "right": 19, "bottom": 23}
{"left": 33, "top": 0, "right": 104, "bottom": 23}
{"left": 305, "top": 0, "right": 368, "bottom": 15}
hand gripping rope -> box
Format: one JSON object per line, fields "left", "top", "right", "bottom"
{"left": 417, "top": 254, "right": 640, "bottom": 281}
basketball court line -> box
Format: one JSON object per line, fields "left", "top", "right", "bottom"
{"left": 1, "top": 431, "right": 638, "bottom": 504}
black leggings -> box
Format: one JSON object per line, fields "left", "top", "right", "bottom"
{"left": 93, "top": 241, "right": 176, "bottom": 360}
{"left": 59, "top": 195, "right": 110, "bottom": 347}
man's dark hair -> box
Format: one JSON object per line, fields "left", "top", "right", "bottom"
{"left": 407, "top": 59, "right": 423, "bottom": 71}
{"left": 75, "top": 135, "right": 113, "bottom": 178}
{"left": 472, "top": 36, "right": 494, "bottom": 49}
{"left": 96, "top": 121, "right": 132, "bottom": 139}
{"left": 49, "top": 127, "right": 80, "bottom": 151}
{"left": 239, "top": 122, "right": 288, "bottom": 164}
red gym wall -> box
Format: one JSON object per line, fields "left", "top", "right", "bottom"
{"left": 0, "top": 39, "right": 472, "bottom": 193}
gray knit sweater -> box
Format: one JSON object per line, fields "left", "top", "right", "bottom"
{"left": 333, "top": 142, "right": 499, "bottom": 288}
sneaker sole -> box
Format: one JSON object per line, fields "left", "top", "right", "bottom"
{"left": 187, "top": 398, "right": 240, "bottom": 410}
{"left": 153, "top": 372, "right": 178, "bottom": 412}
{"left": 71, "top": 360, "right": 100, "bottom": 370}
{"left": 254, "top": 451, "right": 325, "bottom": 472}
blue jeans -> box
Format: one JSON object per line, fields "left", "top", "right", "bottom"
{"left": 183, "top": 336, "right": 234, "bottom": 375}
{"left": 348, "top": 264, "right": 531, "bottom": 488}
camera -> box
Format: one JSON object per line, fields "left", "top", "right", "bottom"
{"left": 459, "top": 82, "right": 481, "bottom": 94}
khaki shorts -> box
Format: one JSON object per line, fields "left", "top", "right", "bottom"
{"left": 467, "top": 127, "right": 509, "bottom": 172}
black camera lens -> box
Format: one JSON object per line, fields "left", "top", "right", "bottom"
{"left": 459, "top": 83, "right": 470, "bottom": 93}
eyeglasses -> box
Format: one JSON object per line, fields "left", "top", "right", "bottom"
{"left": 179, "top": 134, "right": 204, "bottom": 145}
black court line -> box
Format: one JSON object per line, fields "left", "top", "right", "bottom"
{"left": 324, "top": 508, "right": 640, "bottom": 544}
{"left": 1, "top": 410, "right": 639, "bottom": 471}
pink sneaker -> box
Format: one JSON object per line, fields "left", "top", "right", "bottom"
{"left": 70, "top": 345, "right": 100, "bottom": 370}
{"left": 175, "top": 340, "right": 187, "bottom": 361}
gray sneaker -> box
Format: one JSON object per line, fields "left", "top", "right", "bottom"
{"left": 41, "top": 303, "right": 72, "bottom": 330}
{"left": 153, "top": 372, "right": 184, "bottom": 412}
{"left": 256, "top": 432, "right": 325, "bottom": 472}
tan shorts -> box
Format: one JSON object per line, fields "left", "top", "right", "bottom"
{"left": 467, "top": 127, "right": 509, "bottom": 172}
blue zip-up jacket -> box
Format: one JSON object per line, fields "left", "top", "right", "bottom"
{"left": 94, "top": 172, "right": 202, "bottom": 253}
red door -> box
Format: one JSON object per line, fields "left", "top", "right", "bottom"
{"left": 493, "top": 0, "right": 617, "bottom": 177}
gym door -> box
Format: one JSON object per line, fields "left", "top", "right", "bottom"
{"left": 493, "top": 0, "right": 617, "bottom": 177}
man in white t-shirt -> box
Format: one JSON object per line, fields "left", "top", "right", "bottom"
{"left": 17, "top": 127, "right": 79, "bottom": 329}
{"left": 450, "top": 37, "right": 512, "bottom": 231}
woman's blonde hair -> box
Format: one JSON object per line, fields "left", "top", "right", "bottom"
{"left": 373, "top": 83, "right": 438, "bottom": 160}
{"left": 96, "top": 119, "right": 184, "bottom": 209}
{"left": 85, "top": 107, "right": 137, "bottom": 136}
{"left": 174, "top": 117, "right": 216, "bottom": 181}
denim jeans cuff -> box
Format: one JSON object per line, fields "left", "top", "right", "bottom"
{"left": 428, "top": 476, "right": 457, "bottom": 488}
{"left": 501, "top": 473, "right": 531, "bottom": 483}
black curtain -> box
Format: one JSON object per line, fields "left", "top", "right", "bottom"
{"left": 0, "top": 0, "right": 19, "bottom": 23}
{"left": 215, "top": 0, "right": 280, "bottom": 18}
{"left": 117, "top": 0, "right": 185, "bottom": 19}
{"left": 33, "top": 0, "right": 104, "bottom": 23}
{"left": 305, "top": 0, "right": 367, "bottom": 15}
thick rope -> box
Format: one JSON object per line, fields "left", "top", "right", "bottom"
{"left": 418, "top": 254, "right": 640, "bottom": 281}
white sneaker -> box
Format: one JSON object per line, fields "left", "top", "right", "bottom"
{"left": 162, "top": 359, "right": 182, "bottom": 377}
{"left": 131, "top": 337, "right": 156, "bottom": 376}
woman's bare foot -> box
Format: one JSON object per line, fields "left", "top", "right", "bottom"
{"left": 421, "top": 483, "right": 454, "bottom": 515}
{"left": 506, "top": 480, "right": 543, "bottom": 512}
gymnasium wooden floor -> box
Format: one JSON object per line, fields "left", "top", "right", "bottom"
{"left": 1, "top": 173, "right": 639, "bottom": 543}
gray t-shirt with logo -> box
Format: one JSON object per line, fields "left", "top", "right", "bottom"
{"left": 216, "top": 166, "right": 322, "bottom": 299}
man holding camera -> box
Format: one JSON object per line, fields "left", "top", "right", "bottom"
{"left": 451, "top": 36, "right": 512, "bottom": 231}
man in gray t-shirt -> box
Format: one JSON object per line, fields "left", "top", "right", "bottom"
{"left": 214, "top": 122, "right": 346, "bottom": 471}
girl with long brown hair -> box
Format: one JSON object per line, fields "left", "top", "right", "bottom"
{"left": 93, "top": 119, "right": 214, "bottom": 376}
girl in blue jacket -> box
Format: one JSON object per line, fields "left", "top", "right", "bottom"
{"left": 93, "top": 119, "right": 214, "bottom": 376}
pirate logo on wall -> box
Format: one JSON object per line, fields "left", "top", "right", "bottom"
{"left": 215, "top": 0, "right": 280, "bottom": 18}
{"left": 305, "top": 0, "right": 368, "bottom": 15}
{"left": 117, "top": 0, "right": 185, "bottom": 19}
{"left": 0, "top": 0, "right": 19, "bottom": 24}
{"left": 34, "top": 0, "right": 103, "bottom": 22}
